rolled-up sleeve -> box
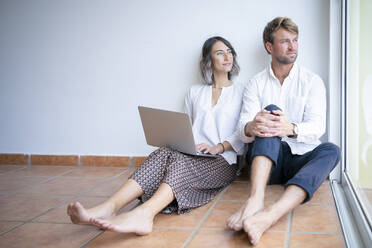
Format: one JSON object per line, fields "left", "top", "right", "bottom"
{"left": 296, "top": 75, "right": 326, "bottom": 143}
{"left": 226, "top": 129, "right": 245, "bottom": 154}
{"left": 238, "top": 79, "right": 260, "bottom": 143}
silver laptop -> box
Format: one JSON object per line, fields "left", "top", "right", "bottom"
{"left": 138, "top": 106, "right": 218, "bottom": 157}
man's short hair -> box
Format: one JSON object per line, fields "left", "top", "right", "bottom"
{"left": 263, "top": 17, "right": 298, "bottom": 54}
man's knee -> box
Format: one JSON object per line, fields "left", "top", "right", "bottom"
{"left": 317, "top": 142, "right": 341, "bottom": 167}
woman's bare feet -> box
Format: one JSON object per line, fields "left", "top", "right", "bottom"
{"left": 226, "top": 197, "right": 264, "bottom": 231}
{"left": 243, "top": 208, "right": 277, "bottom": 246}
{"left": 67, "top": 201, "right": 115, "bottom": 225}
{"left": 90, "top": 207, "right": 154, "bottom": 235}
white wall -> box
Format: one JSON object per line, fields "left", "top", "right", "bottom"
{"left": 0, "top": 0, "right": 330, "bottom": 156}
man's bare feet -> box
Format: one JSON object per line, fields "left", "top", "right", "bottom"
{"left": 67, "top": 201, "right": 115, "bottom": 225}
{"left": 243, "top": 208, "right": 276, "bottom": 246}
{"left": 90, "top": 207, "right": 154, "bottom": 235}
{"left": 226, "top": 197, "right": 264, "bottom": 231}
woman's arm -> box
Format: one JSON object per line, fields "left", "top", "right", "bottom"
{"left": 196, "top": 141, "right": 233, "bottom": 155}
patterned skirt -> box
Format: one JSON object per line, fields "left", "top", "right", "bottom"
{"left": 130, "top": 147, "right": 238, "bottom": 214}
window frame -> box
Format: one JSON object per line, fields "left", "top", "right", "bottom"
{"left": 329, "top": 0, "right": 372, "bottom": 247}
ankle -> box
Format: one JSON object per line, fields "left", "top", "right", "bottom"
{"left": 103, "top": 201, "right": 117, "bottom": 215}
{"left": 136, "top": 205, "right": 156, "bottom": 219}
{"left": 246, "top": 194, "right": 264, "bottom": 205}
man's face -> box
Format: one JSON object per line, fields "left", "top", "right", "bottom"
{"left": 266, "top": 28, "right": 298, "bottom": 65}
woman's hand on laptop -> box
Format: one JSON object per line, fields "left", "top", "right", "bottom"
{"left": 196, "top": 143, "right": 220, "bottom": 155}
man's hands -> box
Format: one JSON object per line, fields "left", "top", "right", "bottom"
{"left": 245, "top": 109, "right": 294, "bottom": 138}
{"left": 196, "top": 143, "right": 222, "bottom": 155}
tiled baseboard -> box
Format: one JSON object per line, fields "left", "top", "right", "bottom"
{"left": 0, "top": 153, "right": 29, "bottom": 165}
{"left": 0, "top": 153, "right": 147, "bottom": 167}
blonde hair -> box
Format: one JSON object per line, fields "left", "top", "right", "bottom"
{"left": 263, "top": 17, "right": 298, "bottom": 54}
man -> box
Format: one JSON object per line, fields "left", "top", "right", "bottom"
{"left": 226, "top": 17, "right": 340, "bottom": 245}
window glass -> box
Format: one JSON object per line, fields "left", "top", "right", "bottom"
{"left": 346, "top": 0, "right": 372, "bottom": 226}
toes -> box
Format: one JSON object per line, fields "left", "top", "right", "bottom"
{"left": 75, "top": 202, "right": 82, "bottom": 209}
{"left": 233, "top": 223, "right": 242, "bottom": 231}
{"left": 67, "top": 204, "right": 72, "bottom": 215}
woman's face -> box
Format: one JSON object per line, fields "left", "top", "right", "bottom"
{"left": 210, "top": 41, "right": 233, "bottom": 74}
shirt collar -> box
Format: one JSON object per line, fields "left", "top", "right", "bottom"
{"left": 268, "top": 62, "right": 298, "bottom": 81}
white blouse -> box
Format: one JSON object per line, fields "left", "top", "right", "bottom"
{"left": 184, "top": 82, "right": 245, "bottom": 164}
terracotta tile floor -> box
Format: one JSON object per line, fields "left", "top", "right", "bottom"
{"left": 0, "top": 165, "right": 346, "bottom": 248}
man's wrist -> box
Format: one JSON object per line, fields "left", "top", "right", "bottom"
{"left": 288, "top": 123, "right": 298, "bottom": 138}
{"left": 244, "top": 122, "right": 253, "bottom": 137}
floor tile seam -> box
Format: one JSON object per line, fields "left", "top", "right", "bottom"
{"left": 6, "top": 194, "right": 92, "bottom": 224}
{"left": 197, "top": 227, "right": 287, "bottom": 233}
{"left": 25, "top": 193, "right": 104, "bottom": 220}
{"left": 153, "top": 226, "right": 195, "bottom": 231}
{"left": 54, "top": 176, "right": 121, "bottom": 180}
{"left": 80, "top": 230, "right": 105, "bottom": 248}
{"left": 48, "top": 168, "right": 79, "bottom": 178}
{"left": 53, "top": 169, "right": 129, "bottom": 180}
{"left": 76, "top": 170, "right": 131, "bottom": 197}
{"left": 22, "top": 221, "right": 75, "bottom": 225}
{"left": 290, "top": 231, "right": 341, "bottom": 235}
{"left": 30, "top": 171, "right": 130, "bottom": 213}
{"left": 0, "top": 166, "right": 28, "bottom": 175}
{"left": 0, "top": 220, "right": 24, "bottom": 223}
{"left": 2, "top": 174, "right": 68, "bottom": 195}
{"left": 0, "top": 222, "right": 27, "bottom": 238}
{"left": 83, "top": 232, "right": 109, "bottom": 248}
{"left": 77, "top": 166, "right": 131, "bottom": 169}
{"left": 285, "top": 210, "right": 293, "bottom": 248}
{"left": 182, "top": 186, "right": 229, "bottom": 248}
{"left": 7, "top": 192, "right": 105, "bottom": 198}
{"left": 0, "top": 175, "right": 66, "bottom": 179}
{"left": 23, "top": 207, "right": 66, "bottom": 224}
{"left": 30, "top": 220, "right": 72, "bottom": 224}
{"left": 0, "top": 172, "right": 74, "bottom": 179}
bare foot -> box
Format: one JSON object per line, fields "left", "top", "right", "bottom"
{"left": 90, "top": 207, "right": 153, "bottom": 235}
{"left": 226, "top": 198, "right": 264, "bottom": 231}
{"left": 242, "top": 208, "right": 276, "bottom": 246}
{"left": 67, "top": 201, "right": 115, "bottom": 225}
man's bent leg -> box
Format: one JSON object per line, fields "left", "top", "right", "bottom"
{"left": 227, "top": 104, "right": 283, "bottom": 231}
{"left": 242, "top": 142, "right": 340, "bottom": 245}
{"left": 243, "top": 185, "right": 306, "bottom": 245}
{"left": 285, "top": 142, "right": 341, "bottom": 203}
{"left": 227, "top": 155, "right": 273, "bottom": 231}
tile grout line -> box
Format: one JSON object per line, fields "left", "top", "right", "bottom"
{"left": 1, "top": 168, "right": 77, "bottom": 198}
{"left": 291, "top": 231, "right": 341, "bottom": 235}
{"left": 285, "top": 210, "right": 293, "bottom": 248}
{"left": 33, "top": 169, "right": 131, "bottom": 216}
{"left": 0, "top": 169, "right": 129, "bottom": 237}
{"left": 28, "top": 154, "right": 31, "bottom": 167}
{"left": 0, "top": 222, "right": 27, "bottom": 238}
{"left": 5, "top": 169, "right": 129, "bottom": 227}
{"left": 182, "top": 185, "right": 229, "bottom": 248}
{"left": 80, "top": 230, "right": 106, "bottom": 248}
{"left": 129, "top": 157, "right": 133, "bottom": 168}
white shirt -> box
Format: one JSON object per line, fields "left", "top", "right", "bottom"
{"left": 184, "top": 82, "right": 245, "bottom": 164}
{"left": 238, "top": 63, "right": 326, "bottom": 155}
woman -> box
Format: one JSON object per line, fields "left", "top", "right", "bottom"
{"left": 67, "top": 36, "right": 245, "bottom": 235}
